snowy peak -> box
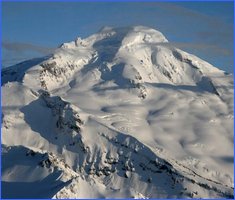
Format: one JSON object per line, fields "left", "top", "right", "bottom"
{"left": 60, "top": 26, "right": 168, "bottom": 49}
{"left": 1, "top": 26, "right": 234, "bottom": 198}
{"left": 24, "top": 27, "right": 223, "bottom": 100}
{"left": 2, "top": 26, "right": 223, "bottom": 91}
{"left": 4, "top": 26, "right": 222, "bottom": 97}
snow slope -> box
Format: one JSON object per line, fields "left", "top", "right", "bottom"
{"left": 1, "top": 26, "right": 234, "bottom": 198}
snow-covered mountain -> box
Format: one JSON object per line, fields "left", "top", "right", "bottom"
{"left": 2, "top": 26, "right": 234, "bottom": 198}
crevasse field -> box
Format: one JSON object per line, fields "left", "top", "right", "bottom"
{"left": 1, "top": 26, "right": 234, "bottom": 198}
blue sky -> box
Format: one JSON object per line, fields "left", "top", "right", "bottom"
{"left": 2, "top": 1, "right": 234, "bottom": 73}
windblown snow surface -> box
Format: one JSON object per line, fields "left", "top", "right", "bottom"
{"left": 1, "top": 26, "right": 234, "bottom": 198}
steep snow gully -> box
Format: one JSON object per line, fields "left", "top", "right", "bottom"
{"left": 1, "top": 26, "right": 234, "bottom": 198}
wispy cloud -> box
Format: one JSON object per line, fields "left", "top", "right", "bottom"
{"left": 140, "top": 2, "right": 233, "bottom": 45}
{"left": 162, "top": 42, "right": 231, "bottom": 56}
{"left": 2, "top": 41, "right": 56, "bottom": 67}
{"left": 2, "top": 41, "right": 55, "bottom": 54}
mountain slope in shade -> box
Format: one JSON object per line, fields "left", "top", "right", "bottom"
{"left": 2, "top": 26, "right": 234, "bottom": 198}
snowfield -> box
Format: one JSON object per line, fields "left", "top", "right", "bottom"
{"left": 1, "top": 26, "right": 234, "bottom": 198}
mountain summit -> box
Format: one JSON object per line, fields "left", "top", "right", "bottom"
{"left": 2, "top": 26, "right": 234, "bottom": 198}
